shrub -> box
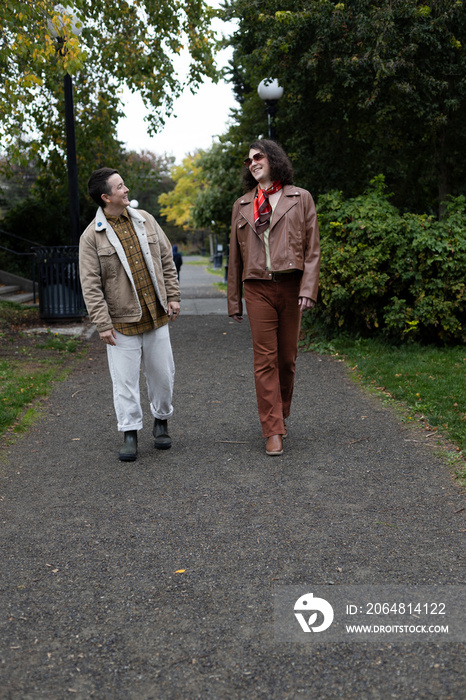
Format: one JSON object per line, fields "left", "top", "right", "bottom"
{"left": 309, "top": 177, "right": 465, "bottom": 343}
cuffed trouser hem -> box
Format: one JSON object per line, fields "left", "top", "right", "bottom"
{"left": 117, "top": 422, "right": 142, "bottom": 433}
{"left": 150, "top": 406, "right": 174, "bottom": 421}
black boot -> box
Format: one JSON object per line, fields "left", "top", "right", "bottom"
{"left": 119, "top": 430, "right": 138, "bottom": 461}
{"left": 153, "top": 418, "right": 171, "bottom": 450}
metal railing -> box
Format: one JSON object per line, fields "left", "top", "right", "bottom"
{"left": 0, "top": 228, "right": 39, "bottom": 303}
{"left": 32, "top": 246, "right": 86, "bottom": 319}
{"left": 0, "top": 229, "right": 86, "bottom": 319}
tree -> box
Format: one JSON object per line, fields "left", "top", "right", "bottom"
{"left": 124, "top": 150, "right": 186, "bottom": 242}
{"left": 0, "top": 158, "right": 37, "bottom": 213}
{"left": 1, "top": 1, "right": 219, "bottom": 158}
{"left": 125, "top": 150, "right": 175, "bottom": 218}
{"left": 159, "top": 153, "right": 205, "bottom": 231}
{"left": 223, "top": 0, "right": 466, "bottom": 214}
{"left": 158, "top": 141, "right": 246, "bottom": 250}
{"left": 192, "top": 140, "right": 244, "bottom": 237}
{"left": 0, "top": 1, "right": 220, "bottom": 245}
{"left": 158, "top": 150, "right": 241, "bottom": 251}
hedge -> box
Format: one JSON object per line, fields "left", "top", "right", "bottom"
{"left": 309, "top": 176, "right": 465, "bottom": 343}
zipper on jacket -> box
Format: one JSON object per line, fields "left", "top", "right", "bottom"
{"left": 284, "top": 213, "right": 287, "bottom": 260}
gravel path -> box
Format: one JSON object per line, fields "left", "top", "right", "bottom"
{"left": 0, "top": 262, "right": 464, "bottom": 699}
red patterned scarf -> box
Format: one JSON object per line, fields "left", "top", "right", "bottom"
{"left": 254, "top": 181, "right": 282, "bottom": 235}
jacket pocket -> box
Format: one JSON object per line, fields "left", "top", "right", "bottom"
{"left": 236, "top": 219, "right": 250, "bottom": 244}
{"left": 147, "top": 233, "right": 160, "bottom": 247}
{"left": 97, "top": 246, "right": 119, "bottom": 279}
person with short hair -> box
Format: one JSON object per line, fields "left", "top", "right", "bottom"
{"left": 80, "top": 167, "right": 181, "bottom": 461}
{"left": 228, "top": 140, "right": 321, "bottom": 456}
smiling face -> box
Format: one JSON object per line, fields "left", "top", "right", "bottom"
{"left": 248, "top": 148, "right": 272, "bottom": 188}
{"left": 102, "top": 173, "right": 130, "bottom": 215}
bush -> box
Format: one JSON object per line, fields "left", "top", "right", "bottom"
{"left": 310, "top": 176, "right": 465, "bottom": 343}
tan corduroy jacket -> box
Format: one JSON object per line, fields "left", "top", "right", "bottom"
{"left": 227, "top": 185, "right": 321, "bottom": 317}
{"left": 79, "top": 206, "right": 180, "bottom": 333}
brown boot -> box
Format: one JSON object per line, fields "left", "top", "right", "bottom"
{"left": 266, "top": 434, "right": 283, "bottom": 456}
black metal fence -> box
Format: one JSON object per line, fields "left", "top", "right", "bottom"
{"left": 0, "top": 229, "right": 86, "bottom": 320}
{"left": 33, "top": 246, "right": 86, "bottom": 320}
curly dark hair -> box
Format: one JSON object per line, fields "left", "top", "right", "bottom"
{"left": 242, "top": 139, "right": 294, "bottom": 191}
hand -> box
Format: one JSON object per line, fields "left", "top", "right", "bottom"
{"left": 231, "top": 314, "right": 243, "bottom": 323}
{"left": 298, "top": 297, "right": 315, "bottom": 311}
{"left": 168, "top": 301, "right": 181, "bottom": 321}
{"left": 100, "top": 329, "right": 117, "bottom": 346}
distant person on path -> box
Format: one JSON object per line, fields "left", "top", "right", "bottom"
{"left": 79, "top": 167, "right": 181, "bottom": 462}
{"left": 227, "top": 139, "right": 320, "bottom": 456}
{"left": 172, "top": 244, "right": 183, "bottom": 281}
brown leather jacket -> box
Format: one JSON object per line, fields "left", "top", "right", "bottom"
{"left": 79, "top": 206, "right": 180, "bottom": 333}
{"left": 227, "top": 185, "right": 321, "bottom": 316}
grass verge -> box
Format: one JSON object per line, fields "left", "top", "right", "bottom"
{"left": 0, "top": 300, "right": 88, "bottom": 439}
{"left": 301, "top": 326, "right": 466, "bottom": 486}
{"left": 206, "top": 264, "right": 227, "bottom": 293}
{"left": 184, "top": 258, "right": 211, "bottom": 266}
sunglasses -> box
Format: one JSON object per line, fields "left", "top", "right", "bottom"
{"left": 243, "top": 153, "right": 266, "bottom": 167}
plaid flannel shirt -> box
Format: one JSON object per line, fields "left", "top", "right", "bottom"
{"left": 106, "top": 210, "right": 168, "bottom": 335}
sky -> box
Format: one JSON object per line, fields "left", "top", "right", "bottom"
{"left": 117, "top": 66, "right": 237, "bottom": 165}
{"left": 117, "top": 7, "right": 238, "bottom": 164}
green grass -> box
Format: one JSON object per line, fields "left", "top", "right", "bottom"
{"left": 35, "top": 333, "right": 81, "bottom": 353}
{"left": 0, "top": 300, "right": 87, "bottom": 437}
{"left": 206, "top": 264, "right": 227, "bottom": 293}
{"left": 0, "top": 359, "right": 67, "bottom": 434}
{"left": 0, "top": 298, "right": 39, "bottom": 327}
{"left": 302, "top": 330, "right": 465, "bottom": 483}
{"left": 184, "top": 257, "right": 210, "bottom": 265}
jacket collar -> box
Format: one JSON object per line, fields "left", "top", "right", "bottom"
{"left": 127, "top": 206, "right": 146, "bottom": 225}
{"left": 238, "top": 184, "right": 302, "bottom": 234}
{"left": 94, "top": 207, "right": 108, "bottom": 232}
{"left": 94, "top": 205, "right": 145, "bottom": 232}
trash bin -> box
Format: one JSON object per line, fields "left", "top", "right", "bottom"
{"left": 213, "top": 252, "right": 223, "bottom": 269}
{"left": 34, "top": 246, "right": 86, "bottom": 320}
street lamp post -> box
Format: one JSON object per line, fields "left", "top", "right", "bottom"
{"left": 257, "top": 79, "right": 284, "bottom": 140}
{"left": 48, "top": 4, "right": 83, "bottom": 246}
{"left": 36, "top": 5, "right": 86, "bottom": 320}
{"left": 63, "top": 72, "right": 80, "bottom": 245}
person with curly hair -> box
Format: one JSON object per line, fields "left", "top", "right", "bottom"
{"left": 228, "top": 139, "right": 321, "bottom": 456}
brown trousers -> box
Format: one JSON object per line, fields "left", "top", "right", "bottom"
{"left": 244, "top": 272, "right": 302, "bottom": 437}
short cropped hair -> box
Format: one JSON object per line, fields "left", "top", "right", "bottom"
{"left": 243, "top": 139, "right": 294, "bottom": 191}
{"left": 88, "top": 167, "right": 119, "bottom": 207}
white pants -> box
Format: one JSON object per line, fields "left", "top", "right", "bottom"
{"left": 106, "top": 325, "right": 175, "bottom": 432}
